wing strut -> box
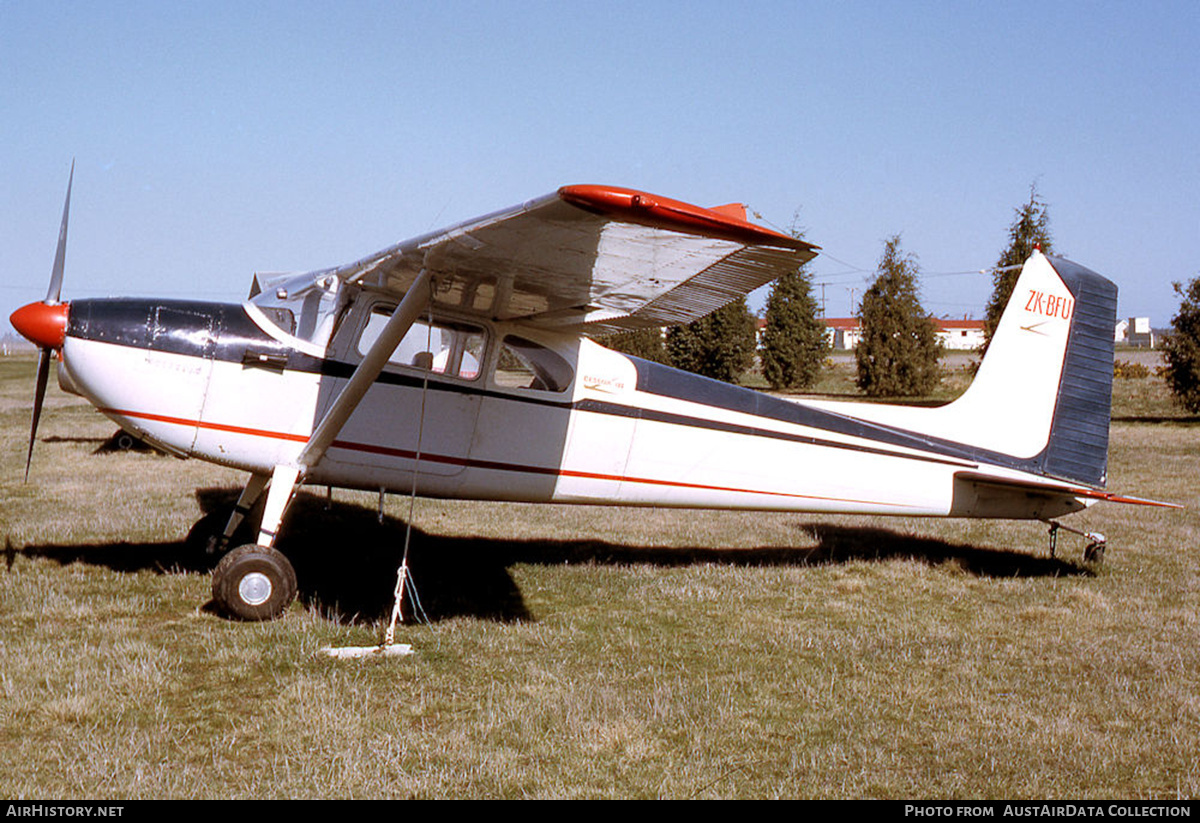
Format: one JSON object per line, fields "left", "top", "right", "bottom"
{"left": 253, "top": 267, "right": 435, "bottom": 550}
{"left": 298, "top": 267, "right": 434, "bottom": 472}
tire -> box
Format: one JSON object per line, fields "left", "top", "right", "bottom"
{"left": 1084, "top": 541, "right": 1106, "bottom": 566}
{"left": 212, "top": 544, "right": 298, "bottom": 621}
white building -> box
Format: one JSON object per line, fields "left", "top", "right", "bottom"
{"left": 1115, "top": 317, "right": 1155, "bottom": 347}
{"left": 818, "top": 318, "right": 985, "bottom": 351}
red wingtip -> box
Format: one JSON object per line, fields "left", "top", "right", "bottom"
{"left": 708, "top": 202, "right": 748, "bottom": 222}
{"left": 11, "top": 301, "right": 69, "bottom": 349}
{"left": 558, "top": 185, "right": 815, "bottom": 250}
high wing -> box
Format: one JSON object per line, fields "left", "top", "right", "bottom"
{"left": 325, "top": 185, "right": 817, "bottom": 335}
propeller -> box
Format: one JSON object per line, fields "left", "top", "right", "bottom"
{"left": 10, "top": 161, "right": 74, "bottom": 481}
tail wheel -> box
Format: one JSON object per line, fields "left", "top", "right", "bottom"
{"left": 212, "top": 544, "right": 297, "bottom": 621}
{"left": 1084, "top": 540, "right": 1106, "bottom": 565}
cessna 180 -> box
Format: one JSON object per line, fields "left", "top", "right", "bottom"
{"left": 11, "top": 167, "right": 1170, "bottom": 620}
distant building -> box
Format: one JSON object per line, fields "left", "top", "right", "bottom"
{"left": 761, "top": 313, "right": 1159, "bottom": 352}
{"left": 1115, "top": 317, "right": 1155, "bottom": 348}
{"left": 820, "top": 318, "right": 862, "bottom": 350}
{"left": 932, "top": 318, "right": 985, "bottom": 350}
{"left": 816, "top": 317, "right": 984, "bottom": 351}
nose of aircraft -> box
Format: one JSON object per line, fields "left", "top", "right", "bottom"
{"left": 11, "top": 301, "right": 69, "bottom": 349}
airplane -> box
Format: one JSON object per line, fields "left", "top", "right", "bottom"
{"left": 10, "top": 167, "right": 1175, "bottom": 622}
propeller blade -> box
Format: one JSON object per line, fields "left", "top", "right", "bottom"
{"left": 23, "top": 162, "right": 75, "bottom": 480}
{"left": 46, "top": 159, "right": 74, "bottom": 304}
{"left": 25, "top": 348, "right": 52, "bottom": 482}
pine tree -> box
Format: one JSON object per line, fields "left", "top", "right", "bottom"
{"left": 855, "top": 235, "right": 940, "bottom": 397}
{"left": 1161, "top": 275, "right": 1200, "bottom": 413}
{"left": 761, "top": 261, "right": 828, "bottom": 390}
{"left": 666, "top": 298, "right": 756, "bottom": 384}
{"left": 982, "top": 185, "right": 1054, "bottom": 353}
{"left": 599, "top": 327, "right": 668, "bottom": 363}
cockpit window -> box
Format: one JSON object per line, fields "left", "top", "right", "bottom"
{"left": 494, "top": 336, "right": 573, "bottom": 392}
{"left": 357, "top": 308, "right": 485, "bottom": 380}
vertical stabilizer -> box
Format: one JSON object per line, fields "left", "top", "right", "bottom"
{"left": 807, "top": 251, "right": 1117, "bottom": 487}
{"left": 947, "top": 251, "right": 1116, "bottom": 485}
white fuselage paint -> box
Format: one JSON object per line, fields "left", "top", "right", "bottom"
{"left": 58, "top": 298, "right": 1086, "bottom": 522}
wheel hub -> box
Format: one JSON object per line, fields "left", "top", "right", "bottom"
{"left": 238, "top": 572, "right": 273, "bottom": 606}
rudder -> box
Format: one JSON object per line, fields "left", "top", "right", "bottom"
{"left": 1038, "top": 256, "right": 1116, "bottom": 486}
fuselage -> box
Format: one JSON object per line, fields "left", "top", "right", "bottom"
{"left": 52, "top": 293, "right": 1089, "bottom": 521}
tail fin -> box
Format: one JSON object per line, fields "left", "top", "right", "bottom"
{"left": 815, "top": 251, "right": 1117, "bottom": 487}
{"left": 950, "top": 251, "right": 1116, "bottom": 485}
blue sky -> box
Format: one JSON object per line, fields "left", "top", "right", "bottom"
{"left": 3, "top": 1, "right": 1197, "bottom": 327}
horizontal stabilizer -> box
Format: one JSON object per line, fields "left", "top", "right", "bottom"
{"left": 953, "top": 470, "right": 1180, "bottom": 520}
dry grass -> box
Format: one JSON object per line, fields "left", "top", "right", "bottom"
{"left": 1, "top": 352, "right": 1198, "bottom": 798}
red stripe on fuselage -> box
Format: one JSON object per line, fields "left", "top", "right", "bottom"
{"left": 100, "top": 406, "right": 919, "bottom": 509}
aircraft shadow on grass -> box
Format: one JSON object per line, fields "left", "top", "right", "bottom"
{"left": 12, "top": 486, "right": 1090, "bottom": 625}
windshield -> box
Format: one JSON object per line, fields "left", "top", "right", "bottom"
{"left": 250, "top": 271, "right": 349, "bottom": 348}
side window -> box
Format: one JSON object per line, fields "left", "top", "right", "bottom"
{"left": 357, "top": 308, "right": 485, "bottom": 380}
{"left": 494, "top": 336, "right": 574, "bottom": 392}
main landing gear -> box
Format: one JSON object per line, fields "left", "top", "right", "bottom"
{"left": 197, "top": 469, "right": 301, "bottom": 621}
{"left": 189, "top": 506, "right": 299, "bottom": 620}
{"left": 1043, "top": 519, "right": 1107, "bottom": 565}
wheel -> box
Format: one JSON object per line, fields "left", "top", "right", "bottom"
{"left": 1084, "top": 540, "right": 1106, "bottom": 565}
{"left": 212, "top": 544, "right": 298, "bottom": 621}
{"left": 115, "top": 432, "right": 136, "bottom": 450}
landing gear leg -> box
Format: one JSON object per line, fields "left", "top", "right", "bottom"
{"left": 185, "top": 472, "right": 269, "bottom": 563}
{"left": 211, "top": 465, "right": 301, "bottom": 621}
{"left": 1041, "top": 519, "right": 1107, "bottom": 566}
{"left": 206, "top": 472, "right": 270, "bottom": 557}
{"left": 254, "top": 464, "right": 300, "bottom": 551}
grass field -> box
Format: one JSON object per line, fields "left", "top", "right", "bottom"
{"left": 1, "top": 352, "right": 1197, "bottom": 799}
